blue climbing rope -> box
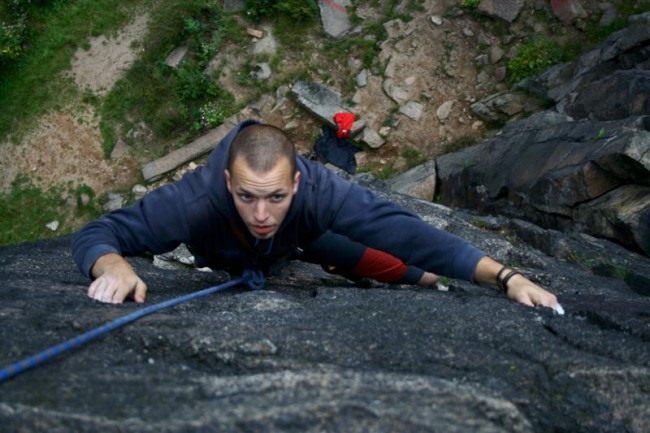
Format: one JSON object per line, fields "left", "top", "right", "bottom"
{"left": 0, "top": 269, "right": 266, "bottom": 383}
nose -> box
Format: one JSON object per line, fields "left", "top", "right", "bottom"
{"left": 254, "top": 200, "right": 269, "bottom": 222}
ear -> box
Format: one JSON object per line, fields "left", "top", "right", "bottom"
{"left": 224, "top": 169, "right": 232, "bottom": 193}
{"left": 292, "top": 171, "right": 301, "bottom": 194}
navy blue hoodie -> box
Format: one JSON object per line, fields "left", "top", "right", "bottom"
{"left": 73, "top": 120, "right": 485, "bottom": 281}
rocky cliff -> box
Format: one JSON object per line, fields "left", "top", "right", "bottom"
{"left": 435, "top": 12, "right": 650, "bottom": 257}
{"left": 1, "top": 186, "right": 649, "bottom": 432}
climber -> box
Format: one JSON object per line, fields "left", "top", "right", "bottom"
{"left": 72, "top": 120, "right": 561, "bottom": 313}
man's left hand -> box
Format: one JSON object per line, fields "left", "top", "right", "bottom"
{"left": 506, "top": 273, "right": 564, "bottom": 314}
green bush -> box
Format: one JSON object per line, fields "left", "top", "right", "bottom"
{"left": 507, "top": 37, "right": 562, "bottom": 82}
{"left": 460, "top": 0, "right": 480, "bottom": 9}
{"left": 0, "top": 1, "right": 28, "bottom": 65}
{"left": 0, "top": 19, "right": 26, "bottom": 63}
{"left": 175, "top": 62, "right": 219, "bottom": 102}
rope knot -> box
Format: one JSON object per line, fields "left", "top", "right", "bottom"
{"left": 242, "top": 269, "right": 266, "bottom": 290}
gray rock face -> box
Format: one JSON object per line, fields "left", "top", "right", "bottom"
{"left": 1, "top": 184, "right": 650, "bottom": 432}
{"left": 437, "top": 113, "right": 650, "bottom": 256}
{"left": 564, "top": 70, "right": 650, "bottom": 120}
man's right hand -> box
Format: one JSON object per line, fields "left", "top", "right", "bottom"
{"left": 88, "top": 253, "right": 147, "bottom": 304}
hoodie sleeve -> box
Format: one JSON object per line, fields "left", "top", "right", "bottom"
{"left": 310, "top": 166, "right": 486, "bottom": 282}
{"left": 72, "top": 183, "right": 190, "bottom": 278}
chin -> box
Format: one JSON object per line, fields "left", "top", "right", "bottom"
{"left": 249, "top": 229, "right": 276, "bottom": 239}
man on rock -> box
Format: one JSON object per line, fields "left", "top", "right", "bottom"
{"left": 73, "top": 120, "right": 561, "bottom": 312}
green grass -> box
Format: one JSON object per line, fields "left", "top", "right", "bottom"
{"left": 0, "top": 176, "right": 102, "bottom": 245}
{"left": 402, "top": 147, "right": 427, "bottom": 169}
{"left": 0, "top": 0, "right": 144, "bottom": 141}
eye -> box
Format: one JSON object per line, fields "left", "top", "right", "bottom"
{"left": 238, "top": 194, "right": 253, "bottom": 203}
{"left": 270, "top": 194, "right": 285, "bottom": 203}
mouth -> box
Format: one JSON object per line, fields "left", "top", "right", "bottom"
{"left": 251, "top": 225, "right": 274, "bottom": 235}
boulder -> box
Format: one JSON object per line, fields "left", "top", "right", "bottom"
{"left": 436, "top": 113, "right": 650, "bottom": 256}
{"left": 382, "top": 78, "right": 410, "bottom": 104}
{"left": 1, "top": 183, "right": 650, "bottom": 432}
{"left": 436, "top": 100, "right": 455, "bottom": 121}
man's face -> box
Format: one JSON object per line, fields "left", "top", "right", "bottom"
{"left": 225, "top": 156, "right": 300, "bottom": 239}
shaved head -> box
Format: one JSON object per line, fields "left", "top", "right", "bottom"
{"left": 228, "top": 124, "right": 296, "bottom": 174}
{"left": 225, "top": 124, "right": 300, "bottom": 239}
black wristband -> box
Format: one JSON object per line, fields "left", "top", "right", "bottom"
{"left": 501, "top": 270, "right": 523, "bottom": 292}
{"left": 495, "top": 266, "right": 508, "bottom": 290}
